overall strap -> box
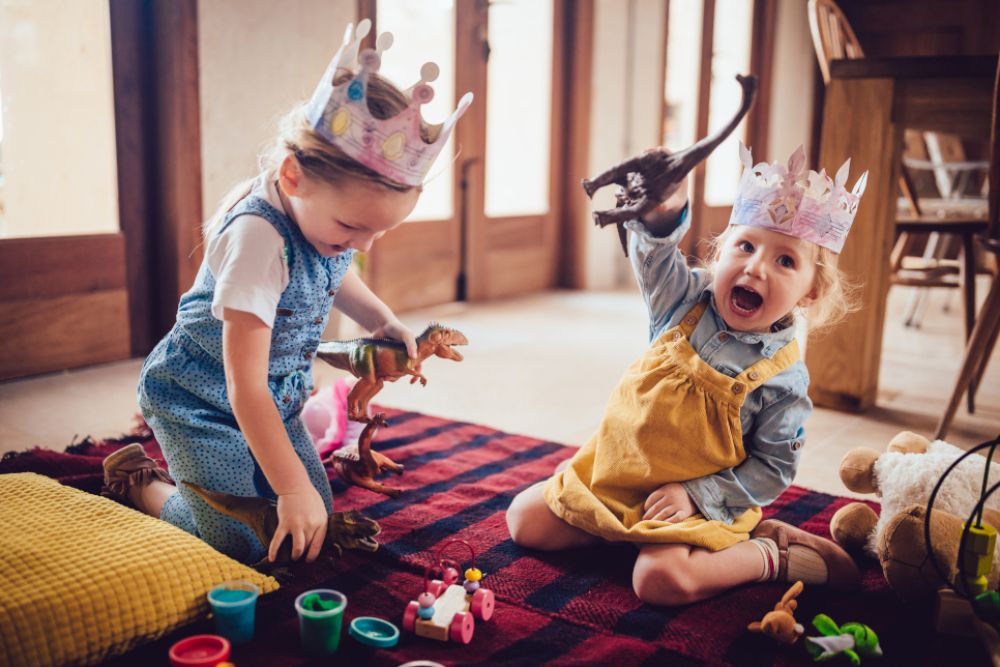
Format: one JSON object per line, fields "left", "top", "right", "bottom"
{"left": 677, "top": 301, "right": 709, "bottom": 338}
{"left": 735, "top": 339, "right": 802, "bottom": 394}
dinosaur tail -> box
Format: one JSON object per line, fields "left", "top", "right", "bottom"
{"left": 669, "top": 74, "right": 757, "bottom": 176}
{"left": 181, "top": 481, "right": 277, "bottom": 547}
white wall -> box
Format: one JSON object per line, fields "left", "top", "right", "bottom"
{"left": 197, "top": 0, "right": 355, "bottom": 221}
{"left": 585, "top": 0, "right": 667, "bottom": 289}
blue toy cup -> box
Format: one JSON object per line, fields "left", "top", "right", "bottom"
{"left": 207, "top": 580, "right": 260, "bottom": 646}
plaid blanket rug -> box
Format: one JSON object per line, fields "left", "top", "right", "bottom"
{"left": 1, "top": 408, "right": 987, "bottom": 666}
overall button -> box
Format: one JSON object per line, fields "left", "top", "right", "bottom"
{"left": 672, "top": 331, "right": 682, "bottom": 341}
{"left": 282, "top": 395, "right": 292, "bottom": 404}
{"left": 718, "top": 332, "right": 730, "bottom": 342}
{"left": 313, "top": 317, "right": 324, "bottom": 325}
{"left": 731, "top": 382, "right": 744, "bottom": 394}
{"left": 747, "top": 370, "right": 760, "bottom": 381}
{"left": 328, "top": 289, "right": 337, "bottom": 296}
{"left": 684, "top": 316, "right": 696, "bottom": 325}
{"left": 303, "top": 351, "right": 313, "bottom": 359}
{"left": 792, "top": 440, "right": 802, "bottom": 451}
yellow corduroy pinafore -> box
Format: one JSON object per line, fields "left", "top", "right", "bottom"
{"left": 543, "top": 300, "right": 800, "bottom": 551}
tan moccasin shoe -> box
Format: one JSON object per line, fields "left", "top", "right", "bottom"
{"left": 101, "top": 443, "right": 173, "bottom": 504}
{"left": 752, "top": 519, "right": 861, "bottom": 590}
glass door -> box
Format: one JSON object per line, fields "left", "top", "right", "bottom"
{"left": 0, "top": 0, "right": 131, "bottom": 379}
{"left": 364, "top": 0, "right": 565, "bottom": 308}
{"left": 661, "top": 0, "right": 774, "bottom": 258}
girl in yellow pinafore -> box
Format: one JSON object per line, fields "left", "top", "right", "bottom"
{"left": 507, "top": 144, "right": 866, "bottom": 605}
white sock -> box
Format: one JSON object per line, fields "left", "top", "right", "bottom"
{"left": 751, "top": 537, "right": 779, "bottom": 582}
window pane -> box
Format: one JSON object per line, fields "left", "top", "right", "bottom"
{"left": 663, "top": 0, "right": 703, "bottom": 149}
{"left": 0, "top": 0, "right": 119, "bottom": 238}
{"left": 484, "top": 0, "right": 553, "bottom": 218}
{"left": 377, "top": 0, "right": 455, "bottom": 222}
{"left": 704, "top": 0, "right": 752, "bottom": 207}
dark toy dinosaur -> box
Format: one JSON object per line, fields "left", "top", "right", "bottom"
{"left": 581, "top": 74, "right": 758, "bottom": 255}
{"left": 315, "top": 323, "right": 468, "bottom": 497}
{"left": 183, "top": 481, "right": 381, "bottom": 569}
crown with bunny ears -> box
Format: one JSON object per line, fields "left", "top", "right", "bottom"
{"left": 306, "top": 19, "right": 474, "bottom": 187}
{"left": 729, "top": 142, "right": 868, "bottom": 254}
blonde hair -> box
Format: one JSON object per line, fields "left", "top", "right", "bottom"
{"left": 705, "top": 225, "right": 858, "bottom": 334}
{"left": 204, "top": 70, "right": 438, "bottom": 238}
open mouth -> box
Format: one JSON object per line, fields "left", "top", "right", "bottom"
{"left": 730, "top": 285, "right": 763, "bottom": 315}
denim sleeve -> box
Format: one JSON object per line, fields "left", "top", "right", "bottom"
{"left": 625, "top": 205, "right": 708, "bottom": 339}
{"left": 681, "top": 382, "right": 813, "bottom": 524}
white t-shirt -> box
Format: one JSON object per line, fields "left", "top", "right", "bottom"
{"left": 206, "top": 177, "right": 290, "bottom": 328}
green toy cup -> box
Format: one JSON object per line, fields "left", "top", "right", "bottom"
{"left": 295, "top": 589, "right": 347, "bottom": 656}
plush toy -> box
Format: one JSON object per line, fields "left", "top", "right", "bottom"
{"left": 829, "top": 431, "right": 1000, "bottom": 602}
{"left": 747, "top": 580, "right": 806, "bottom": 645}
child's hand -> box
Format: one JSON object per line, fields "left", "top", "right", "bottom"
{"left": 272, "top": 487, "right": 329, "bottom": 562}
{"left": 640, "top": 172, "right": 689, "bottom": 231}
{"left": 642, "top": 482, "right": 697, "bottom": 522}
{"left": 372, "top": 319, "right": 417, "bottom": 359}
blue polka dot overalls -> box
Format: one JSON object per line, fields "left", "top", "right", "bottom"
{"left": 138, "top": 194, "right": 354, "bottom": 563}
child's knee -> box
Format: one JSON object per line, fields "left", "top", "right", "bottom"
{"left": 632, "top": 551, "right": 698, "bottom": 606}
{"left": 505, "top": 489, "right": 538, "bottom": 546}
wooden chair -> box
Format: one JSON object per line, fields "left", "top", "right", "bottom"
{"left": 808, "top": 0, "right": 991, "bottom": 373}
{"left": 936, "top": 57, "right": 1000, "bottom": 440}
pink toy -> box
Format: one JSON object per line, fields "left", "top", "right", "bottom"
{"left": 402, "top": 540, "right": 494, "bottom": 644}
{"left": 302, "top": 378, "right": 367, "bottom": 458}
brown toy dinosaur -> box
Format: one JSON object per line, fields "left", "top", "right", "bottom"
{"left": 747, "top": 580, "right": 806, "bottom": 645}
{"left": 325, "top": 413, "right": 405, "bottom": 497}
{"left": 316, "top": 323, "right": 468, "bottom": 422}
{"left": 182, "top": 481, "right": 381, "bottom": 569}
{"left": 581, "top": 74, "right": 758, "bottom": 256}
{"left": 315, "top": 323, "right": 468, "bottom": 497}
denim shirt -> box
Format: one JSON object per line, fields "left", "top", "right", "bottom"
{"left": 623, "top": 209, "right": 812, "bottom": 524}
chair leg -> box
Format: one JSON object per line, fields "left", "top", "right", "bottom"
{"left": 969, "top": 315, "right": 1000, "bottom": 410}
{"left": 937, "top": 277, "right": 1000, "bottom": 440}
{"left": 961, "top": 233, "right": 977, "bottom": 412}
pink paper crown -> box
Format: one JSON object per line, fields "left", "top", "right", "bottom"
{"left": 306, "top": 20, "right": 473, "bottom": 187}
{"left": 729, "top": 142, "right": 868, "bottom": 253}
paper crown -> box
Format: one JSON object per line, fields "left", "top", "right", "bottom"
{"left": 729, "top": 142, "right": 868, "bottom": 254}
{"left": 306, "top": 20, "right": 474, "bottom": 187}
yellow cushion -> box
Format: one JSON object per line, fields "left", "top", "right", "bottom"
{"left": 0, "top": 473, "right": 278, "bottom": 667}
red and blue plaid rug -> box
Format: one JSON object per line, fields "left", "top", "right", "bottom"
{"left": 1, "top": 408, "right": 988, "bottom": 666}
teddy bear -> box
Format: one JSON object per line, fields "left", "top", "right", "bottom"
{"left": 829, "top": 430, "right": 1000, "bottom": 602}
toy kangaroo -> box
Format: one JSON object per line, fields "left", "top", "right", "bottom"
{"left": 581, "top": 74, "right": 757, "bottom": 256}
{"left": 747, "top": 580, "right": 806, "bottom": 645}
{"left": 182, "top": 481, "right": 381, "bottom": 570}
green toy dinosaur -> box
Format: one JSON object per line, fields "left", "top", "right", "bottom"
{"left": 182, "top": 481, "right": 381, "bottom": 569}
{"left": 805, "top": 613, "right": 883, "bottom": 664}
{"left": 316, "top": 323, "right": 468, "bottom": 422}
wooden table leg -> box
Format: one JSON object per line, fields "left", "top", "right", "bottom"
{"left": 806, "top": 77, "right": 903, "bottom": 411}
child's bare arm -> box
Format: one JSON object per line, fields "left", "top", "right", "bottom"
{"left": 334, "top": 269, "right": 417, "bottom": 358}
{"left": 222, "top": 309, "right": 328, "bottom": 562}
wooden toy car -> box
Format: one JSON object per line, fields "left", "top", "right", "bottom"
{"left": 402, "top": 539, "right": 495, "bottom": 644}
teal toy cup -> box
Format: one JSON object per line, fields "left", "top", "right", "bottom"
{"left": 295, "top": 589, "right": 347, "bottom": 656}
{"left": 207, "top": 580, "right": 259, "bottom": 646}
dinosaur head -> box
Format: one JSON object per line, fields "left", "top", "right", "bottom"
{"left": 417, "top": 323, "right": 468, "bottom": 362}
{"left": 329, "top": 510, "right": 381, "bottom": 553}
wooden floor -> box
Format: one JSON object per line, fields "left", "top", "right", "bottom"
{"left": 1, "top": 284, "right": 997, "bottom": 500}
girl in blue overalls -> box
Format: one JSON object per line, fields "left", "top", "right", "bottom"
{"left": 102, "top": 22, "right": 472, "bottom": 565}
